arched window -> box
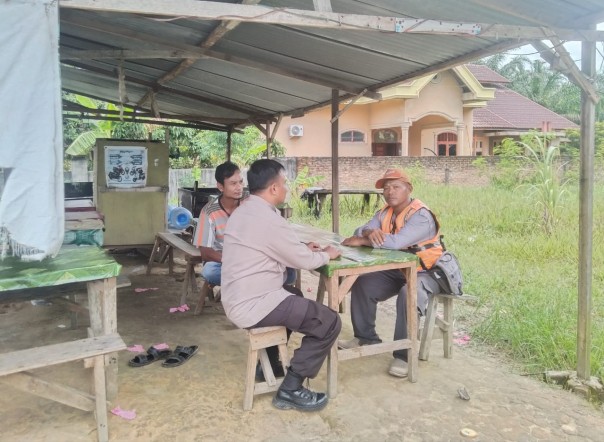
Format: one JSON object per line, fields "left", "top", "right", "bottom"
{"left": 437, "top": 132, "right": 457, "bottom": 156}
{"left": 373, "top": 129, "right": 398, "bottom": 143}
{"left": 340, "top": 130, "right": 365, "bottom": 142}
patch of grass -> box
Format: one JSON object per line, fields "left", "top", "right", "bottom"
{"left": 290, "top": 181, "right": 604, "bottom": 379}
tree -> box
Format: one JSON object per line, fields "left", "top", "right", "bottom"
{"left": 478, "top": 55, "right": 604, "bottom": 122}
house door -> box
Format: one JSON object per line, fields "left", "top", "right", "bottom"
{"left": 372, "top": 143, "right": 401, "bottom": 156}
{"left": 437, "top": 132, "right": 457, "bottom": 156}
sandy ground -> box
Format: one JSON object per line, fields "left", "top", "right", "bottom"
{"left": 1, "top": 252, "right": 603, "bottom": 442}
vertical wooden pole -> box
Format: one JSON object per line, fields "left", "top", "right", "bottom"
{"left": 226, "top": 129, "right": 232, "bottom": 162}
{"left": 577, "top": 36, "right": 596, "bottom": 380}
{"left": 266, "top": 120, "right": 271, "bottom": 159}
{"left": 331, "top": 89, "right": 340, "bottom": 234}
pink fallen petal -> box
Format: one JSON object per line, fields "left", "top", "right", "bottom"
{"left": 306, "top": 288, "right": 312, "bottom": 292}
{"left": 134, "top": 288, "right": 150, "bottom": 293}
{"left": 169, "top": 307, "right": 179, "bottom": 313}
{"left": 180, "top": 304, "right": 190, "bottom": 311}
{"left": 127, "top": 344, "right": 145, "bottom": 353}
{"left": 153, "top": 343, "right": 169, "bottom": 350}
{"left": 111, "top": 406, "right": 136, "bottom": 420}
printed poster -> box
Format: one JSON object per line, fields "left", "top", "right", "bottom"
{"left": 104, "top": 146, "right": 147, "bottom": 188}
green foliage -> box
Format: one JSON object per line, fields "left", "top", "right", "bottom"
{"left": 289, "top": 166, "right": 324, "bottom": 198}
{"left": 518, "top": 134, "right": 568, "bottom": 235}
{"left": 289, "top": 181, "right": 604, "bottom": 379}
{"left": 187, "top": 126, "right": 286, "bottom": 167}
{"left": 478, "top": 55, "right": 604, "bottom": 122}
{"left": 490, "top": 138, "right": 524, "bottom": 189}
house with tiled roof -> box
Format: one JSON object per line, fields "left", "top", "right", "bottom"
{"left": 274, "top": 64, "right": 578, "bottom": 157}
{"left": 468, "top": 64, "right": 579, "bottom": 155}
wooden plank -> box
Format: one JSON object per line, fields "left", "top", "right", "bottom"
{"left": 337, "top": 340, "right": 409, "bottom": 361}
{"left": 0, "top": 334, "right": 125, "bottom": 377}
{"left": 93, "top": 355, "right": 109, "bottom": 442}
{"left": 157, "top": 232, "right": 202, "bottom": 257}
{"left": 0, "top": 372, "right": 96, "bottom": 412}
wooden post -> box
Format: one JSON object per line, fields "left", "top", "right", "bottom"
{"left": 331, "top": 89, "right": 340, "bottom": 233}
{"left": 226, "top": 129, "right": 232, "bottom": 162}
{"left": 577, "top": 36, "right": 596, "bottom": 380}
{"left": 266, "top": 120, "right": 271, "bottom": 158}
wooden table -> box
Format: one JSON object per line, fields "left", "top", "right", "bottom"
{"left": 0, "top": 246, "right": 125, "bottom": 441}
{"left": 300, "top": 188, "right": 383, "bottom": 217}
{"left": 291, "top": 224, "right": 418, "bottom": 397}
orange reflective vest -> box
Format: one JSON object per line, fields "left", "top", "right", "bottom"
{"left": 379, "top": 198, "right": 443, "bottom": 270}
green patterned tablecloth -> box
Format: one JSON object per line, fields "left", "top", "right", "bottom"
{"left": 0, "top": 246, "right": 121, "bottom": 291}
{"left": 317, "top": 247, "right": 417, "bottom": 277}
{"left": 290, "top": 223, "right": 417, "bottom": 277}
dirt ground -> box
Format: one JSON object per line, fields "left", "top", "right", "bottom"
{"left": 1, "top": 251, "right": 604, "bottom": 442}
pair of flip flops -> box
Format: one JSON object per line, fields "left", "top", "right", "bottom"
{"left": 128, "top": 345, "right": 198, "bottom": 368}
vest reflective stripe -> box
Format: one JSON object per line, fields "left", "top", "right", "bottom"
{"left": 379, "top": 199, "right": 443, "bottom": 270}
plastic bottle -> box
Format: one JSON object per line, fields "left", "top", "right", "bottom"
{"left": 167, "top": 205, "right": 193, "bottom": 230}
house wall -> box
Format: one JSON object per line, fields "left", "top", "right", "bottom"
{"left": 275, "top": 71, "right": 473, "bottom": 158}
{"left": 296, "top": 156, "right": 495, "bottom": 188}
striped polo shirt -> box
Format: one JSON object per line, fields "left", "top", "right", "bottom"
{"left": 193, "top": 197, "right": 233, "bottom": 251}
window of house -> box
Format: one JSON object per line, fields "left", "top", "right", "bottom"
{"left": 373, "top": 129, "right": 398, "bottom": 143}
{"left": 436, "top": 132, "right": 457, "bottom": 156}
{"left": 340, "top": 130, "right": 365, "bottom": 142}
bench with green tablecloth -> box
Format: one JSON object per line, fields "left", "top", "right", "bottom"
{"left": 0, "top": 246, "right": 125, "bottom": 442}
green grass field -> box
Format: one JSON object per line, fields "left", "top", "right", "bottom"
{"left": 289, "top": 180, "right": 604, "bottom": 378}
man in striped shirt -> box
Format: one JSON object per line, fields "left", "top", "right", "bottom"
{"left": 193, "top": 161, "right": 244, "bottom": 286}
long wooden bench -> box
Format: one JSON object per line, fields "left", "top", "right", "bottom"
{"left": 0, "top": 334, "right": 126, "bottom": 442}
{"left": 147, "top": 232, "right": 206, "bottom": 308}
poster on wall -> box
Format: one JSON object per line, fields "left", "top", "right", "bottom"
{"left": 104, "top": 146, "right": 147, "bottom": 188}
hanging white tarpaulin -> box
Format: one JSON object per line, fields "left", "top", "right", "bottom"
{"left": 0, "top": 0, "right": 64, "bottom": 260}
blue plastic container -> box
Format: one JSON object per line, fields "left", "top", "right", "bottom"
{"left": 167, "top": 206, "right": 193, "bottom": 230}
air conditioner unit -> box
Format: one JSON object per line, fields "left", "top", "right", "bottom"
{"left": 289, "top": 124, "right": 304, "bottom": 137}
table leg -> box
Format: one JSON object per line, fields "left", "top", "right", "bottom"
{"left": 87, "top": 277, "right": 118, "bottom": 400}
{"left": 326, "top": 274, "right": 340, "bottom": 398}
{"left": 404, "top": 266, "right": 418, "bottom": 382}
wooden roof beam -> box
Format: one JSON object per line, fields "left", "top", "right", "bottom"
{"left": 532, "top": 39, "right": 599, "bottom": 104}
{"left": 137, "top": 0, "right": 262, "bottom": 108}
{"left": 63, "top": 61, "right": 275, "bottom": 117}
{"left": 60, "top": 0, "right": 604, "bottom": 41}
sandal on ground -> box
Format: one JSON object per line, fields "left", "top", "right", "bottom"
{"left": 162, "top": 345, "right": 199, "bottom": 368}
{"left": 128, "top": 346, "right": 171, "bottom": 367}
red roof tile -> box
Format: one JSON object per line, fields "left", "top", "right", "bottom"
{"left": 473, "top": 86, "right": 578, "bottom": 130}
{"left": 466, "top": 64, "right": 510, "bottom": 84}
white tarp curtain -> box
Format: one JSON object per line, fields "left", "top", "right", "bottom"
{"left": 0, "top": 0, "right": 64, "bottom": 260}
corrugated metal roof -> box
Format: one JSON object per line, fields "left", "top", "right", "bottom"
{"left": 59, "top": 0, "right": 604, "bottom": 130}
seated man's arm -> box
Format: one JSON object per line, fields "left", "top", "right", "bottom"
{"left": 342, "top": 212, "right": 383, "bottom": 247}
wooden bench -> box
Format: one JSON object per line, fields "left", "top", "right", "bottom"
{"left": 419, "top": 293, "right": 477, "bottom": 361}
{"left": 0, "top": 334, "right": 126, "bottom": 442}
{"left": 147, "top": 232, "right": 205, "bottom": 307}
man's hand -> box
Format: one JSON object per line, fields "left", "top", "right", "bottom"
{"left": 322, "top": 245, "right": 342, "bottom": 260}
{"left": 342, "top": 236, "right": 363, "bottom": 247}
{"left": 362, "top": 228, "right": 386, "bottom": 247}
{"left": 305, "top": 241, "right": 322, "bottom": 252}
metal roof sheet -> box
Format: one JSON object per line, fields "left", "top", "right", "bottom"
{"left": 58, "top": 0, "right": 604, "bottom": 130}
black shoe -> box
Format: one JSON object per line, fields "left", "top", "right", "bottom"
{"left": 255, "top": 362, "right": 286, "bottom": 383}
{"left": 272, "top": 386, "right": 328, "bottom": 411}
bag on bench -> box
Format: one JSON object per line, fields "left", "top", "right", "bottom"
{"left": 429, "top": 251, "right": 463, "bottom": 296}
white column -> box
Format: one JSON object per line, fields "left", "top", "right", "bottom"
{"left": 400, "top": 122, "right": 410, "bottom": 156}
{"left": 456, "top": 123, "right": 466, "bottom": 155}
